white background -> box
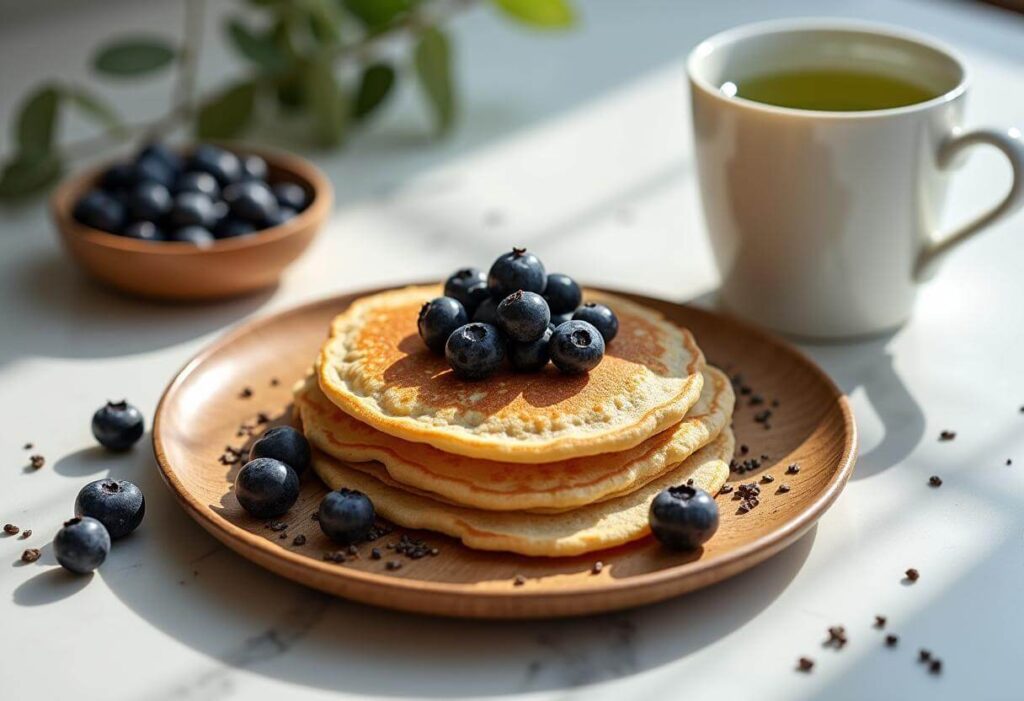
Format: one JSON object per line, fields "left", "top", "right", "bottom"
{"left": 1, "top": 0, "right": 1023, "bottom": 699}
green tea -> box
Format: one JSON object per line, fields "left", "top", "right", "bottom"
{"left": 728, "top": 68, "right": 938, "bottom": 111}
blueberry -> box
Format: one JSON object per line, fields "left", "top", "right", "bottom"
{"left": 53, "top": 517, "right": 111, "bottom": 574}
{"left": 272, "top": 182, "right": 308, "bottom": 211}
{"left": 249, "top": 426, "right": 311, "bottom": 475}
{"left": 487, "top": 247, "right": 547, "bottom": 299}
{"left": 472, "top": 297, "right": 499, "bottom": 325}
{"left": 174, "top": 171, "right": 220, "bottom": 199}
{"left": 445, "top": 323, "right": 505, "bottom": 380}
{"left": 74, "top": 479, "right": 145, "bottom": 539}
{"left": 548, "top": 320, "right": 605, "bottom": 374}
{"left": 190, "top": 144, "right": 242, "bottom": 186}
{"left": 73, "top": 190, "right": 125, "bottom": 233}
{"left": 168, "top": 192, "right": 217, "bottom": 229}
{"left": 573, "top": 302, "right": 619, "bottom": 342}
{"left": 121, "top": 221, "right": 164, "bottom": 241}
{"left": 318, "top": 488, "right": 375, "bottom": 544}
{"left": 649, "top": 485, "right": 719, "bottom": 550}
{"left": 170, "top": 226, "right": 215, "bottom": 247}
{"left": 100, "top": 163, "right": 135, "bottom": 192}
{"left": 235, "top": 458, "right": 300, "bottom": 518}
{"left": 223, "top": 180, "right": 279, "bottom": 225}
{"left": 543, "top": 273, "right": 582, "bottom": 314}
{"left": 240, "top": 154, "right": 268, "bottom": 181}
{"left": 134, "top": 154, "right": 176, "bottom": 188}
{"left": 264, "top": 206, "right": 297, "bottom": 228}
{"left": 549, "top": 312, "right": 573, "bottom": 329}
{"left": 496, "top": 290, "right": 550, "bottom": 342}
{"left": 418, "top": 297, "right": 468, "bottom": 354}
{"left": 126, "top": 181, "right": 172, "bottom": 222}
{"left": 444, "top": 268, "right": 489, "bottom": 315}
{"left": 509, "top": 326, "right": 552, "bottom": 372}
{"left": 137, "top": 142, "right": 184, "bottom": 174}
{"left": 91, "top": 400, "right": 144, "bottom": 451}
{"left": 214, "top": 218, "right": 256, "bottom": 239}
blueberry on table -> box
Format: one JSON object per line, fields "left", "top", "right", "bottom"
{"left": 223, "top": 180, "right": 280, "bottom": 225}
{"left": 472, "top": 297, "right": 499, "bottom": 325}
{"left": 272, "top": 182, "right": 308, "bottom": 211}
{"left": 509, "top": 326, "right": 552, "bottom": 372}
{"left": 649, "top": 485, "right": 719, "bottom": 550}
{"left": 444, "top": 268, "right": 489, "bottom": 314}
{"left": 170, "top": 226, "right": 215, "bottom": 247}
{"left": 133, "top": 154, "right": 176, "bottom": 188}
{"left": 138, "top": 142, "right": 184, "bottom": 174}
{"left": 190, "top": 144, "right": 242, "bottom": 186}
{"left": 215, "top": 218, "right": 257, "bottom": 239}
{"left": 126, "top": 181, "right": 172, "bottom": 222}
{"left": 548, "top": 320, "right": 605, "bottom": 374}
{"left": 174, "top": 171, "right": 220, "bottom": 199}
{"left": 418, "top": 297, "right": 469, "bottom": 354}
{"left": 54, "top": 517, "right": 111, "bottom": 574}
{"left": 487, "top": 247, "right": 547, "bottom": 299}
{"left": 573, "top": 302, "right": 619, "bottom": 343}
{"left": 249, "top": 426, "right": 311, "bottom": 475}
{"left": 100, "top": 163, "right": 135, "bottom": 192}
{"left": 121, "top": 221, "right": 164, "bottom": 241}
{"left": 74, "top": 479, "right": 145, "bottom": 539}
{"left": 168, "top": 192, "right": 218, "bottom": 229}
{"left": 445, "top": 322, "right": 506, "bottom": 380}
{"left": 318, "top": 488, "right": 375, "bottom": 544}
{"left": 549, "top": 312, "right": 573, "bottom": 330}
{"left": 235, "top": 458, "right": 300, "bottom": 518}
{"left": 240, "top": 154, "right": 269, "bottom": 181}
{"left": 91, "top": 400, "right": 145, "bottom": 451}
{"left": 497, "top": 290, "right": 551, "bottom": 342}
{"left": 73, "top": 190, "right": 125, "bottom": 233}
{"left": 264, "top": 206, "right": 297, "bottom": 228}
{"left": 543, "top": 273, "right": 582, "bottom": 314}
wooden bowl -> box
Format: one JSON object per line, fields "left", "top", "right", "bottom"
{"left": 50, "top": 147, "right": 333, "bottom": 301}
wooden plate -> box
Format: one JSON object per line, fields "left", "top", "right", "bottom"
{"left": 153, "top": 286, "right": 856, "bottom": 618}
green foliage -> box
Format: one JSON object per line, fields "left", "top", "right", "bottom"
{"left": 92, "top": 36, "right": 177, "bottom": 76}
{"left": 0, "top": 0, "right": 577, "bottom": 202}
{"left": 415, "top": 27, "right": 455, "bottom": 135}
{"left": 493, "top": 0, "right": 574, "bottom": 27}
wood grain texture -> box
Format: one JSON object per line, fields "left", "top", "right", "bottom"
{"left": 153, "top": 286, "right": 857, "bottom": 619}
{"left": 49, "top": 145, "right": 333, "bottom": 301}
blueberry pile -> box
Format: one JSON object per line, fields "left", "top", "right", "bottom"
{"left": 418, "top": 248, "right": 619, "bottom": 380}
{"left": 233, "top": 425, "right": 377, "bottom": 545}
{"left": 72, "top": 143, "right": 310, "bottom": 246}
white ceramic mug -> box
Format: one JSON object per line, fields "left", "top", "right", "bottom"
{"left": 688, "top": 20, "right": 1024, "bottom": 339}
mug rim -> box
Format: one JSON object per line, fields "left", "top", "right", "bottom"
{"left": 687, "top": 18, "right": 969, "bottom": 120}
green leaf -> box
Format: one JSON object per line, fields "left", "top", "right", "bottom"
{"left": 92, "top": 36, "right": 177, "bottom": 76}
{"left": 0, "top": 152, "right": 62, "bottom": 200}
{"left": 414, "top": 27, "right": 455, "bottom": 135}
{"left": 343, "top": 0, "right": 413, "bottom": 30}
{"left": 65, "top": 88, "right": 123, "bottom": 133}
{"left": 196, "top": 81, "right": 256, "bottom": 139}
{"left": 305, "top": 58, "right": 348, "bottom": 147}
{"left": 15, "top": 84, "right": 61, "bottom": 157}
{"left": 354, "top": 63, "right": 395, "bottom": 121}
{"left": 276, "top": 76, "right": 307, "bottom": 112}
{"left": 493, "top": 0, "right": 574, "bottom": 28}
{"left": 226, "top": 18, "right": 286, "bottom": 72}
{"left": 306, "top": 0, "right": 343, "bottom": 45}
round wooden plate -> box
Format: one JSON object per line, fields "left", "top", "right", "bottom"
{"left": 153, "top": 286, "right": 856, "bottom": 619}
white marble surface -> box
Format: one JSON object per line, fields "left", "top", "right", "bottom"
{"left": 2, "top": 0, "right": 1024, "bottom": 699}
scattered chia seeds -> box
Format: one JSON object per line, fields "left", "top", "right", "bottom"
{"left": 371, "top": 548, "right": 382, "bottom": 560}
{"left": 218, "top": 446, "right": 244, "bottom": 466}
{"left": 786, "top": 463, "right": 800, "bottom": 475}
{"left": 256, "top": 412, "right": 270, "bottom": 424}
{"left": 1007, "top": 459, "right": 1013, "bottom": 466}
{"left": 928, "top": 475, "right": 942, "bottom": 487}
{"left": 591, "top": 561, "right": 603, "bottom": 575}
{"left": 239, "top": 387, "right": 254, "bottom": 399}
{"left": 3, "top": 524, "right": 19, "bottom": 535}
{"left": 929, "top": 659, "right": 942, "bottom": 674}
{"left": 761, "top": 474, "right": 775, "bottom": 484}
{"left": 777, "top": 483, "right": 791, "bottom": 494}
{"left": 270, "top": 378, "right": 280, "bottom": 387}
{"left": 28, "top": 454, "right": 45, "bottom": 470}
{"left": 21, "top": 529, "right": 31, "bottom": 539}
{"left": 905, "top": 568, "right": 920, "bottom": 582}
{"left": 797, "top": 657, "right": 814, "bottom": 672}
{"left": 386, "top": 560, "right": 402, "bottom": 571}
{"left": 266, "top": 521, "right": 288, "bottom": 532}
{"left": 939, "top": 430, "right": 956, "bottom": 441}
{"left": 513, "top": 574, "right": 526, "bottom": 586}
{"left": 740, "top": 444, "right": 749, "bottom": 455}
{"left": 875, "top": 615, "right": 887, "bottom": 628}
{"left": 719, "top": 484, "right": 733, "bottom": 495}
{"left": 919, "top": 649, "right": 932, "bottom": 662}
{"left": 885, "top": 634, "right": 898, "bottom": 647}
{"left": 23, "top": 443, "right": 33, "bottom": 450}
{"left": 21, "top": 548, "right": 40, "bottom": 563}
{"left": 825, "top": 626, "right": 848, "bottom": 648}
{"left": 323, "top": 551, "right": 346, "bottom": 563}
{"left": 292, "top": 534, "right": 306, "bottom": 546}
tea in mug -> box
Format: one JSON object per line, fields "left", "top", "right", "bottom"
{"left": 724, "top": 68, "right": 939, "bottom": 111}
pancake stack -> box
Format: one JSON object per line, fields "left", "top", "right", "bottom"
{"left": 295, "top": 285, "right": 735, "bottom": 557}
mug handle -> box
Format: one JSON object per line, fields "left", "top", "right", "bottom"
{"left": 915, "top": 126, "right": 1024, "bottom": 281}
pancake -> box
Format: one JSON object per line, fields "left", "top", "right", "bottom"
{"left": 310, "top": 428, "right": 734, "bottom": 557}
{"left": 317, "top": 285, "right": 705, "bottom": 463}
{"left": 296, "top": 366, "right": 734, "bottom": 512}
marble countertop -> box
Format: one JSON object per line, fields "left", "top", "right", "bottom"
{"left": 2, "top": 0, "right": 1024, "bottom": 699}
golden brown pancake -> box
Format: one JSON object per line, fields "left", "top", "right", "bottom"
{"left": 296, "top": 366, "right": 733, "bottom": 512}
{"left": 317, "top": 286, "right": 705, "bottom": 463}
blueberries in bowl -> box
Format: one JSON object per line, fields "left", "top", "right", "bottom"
{"left": 649, "top": 485, "right": 719, "bottom": 550}
{"left": 548, "top": 320, "right": 605, "bottom": 374}
{"left": 71, "top": 142, "right": 311, "bottom": 247}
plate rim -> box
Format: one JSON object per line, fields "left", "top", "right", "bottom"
{"left": 152, "top": 284, "right": 857, "bottom": 607}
